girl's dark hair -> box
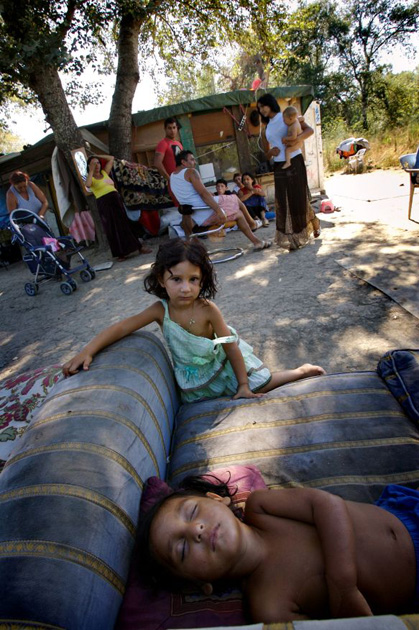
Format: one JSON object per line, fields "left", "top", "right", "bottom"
{"left": 144, "top": 238, "right": 217, "bottom": 300}
{"left": 257, "top": 93, "right": 281, "bottom": 124}
{"left": 241, "top": 171, "right": 256, "bottom": 185}
{"left": 137, "top": 474, "right": 237, "bottom": 588}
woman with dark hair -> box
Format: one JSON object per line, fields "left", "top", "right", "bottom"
{"left": 86, "top": 155, "right": 151, "bottom": 261}
{"left": 6, "top": 171, "right": 48, "bottom": 218}
{"left": 257, "top": 93, "right": 321, "bottom": 250}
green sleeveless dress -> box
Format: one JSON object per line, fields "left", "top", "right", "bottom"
{"left": 161, "top": 300, "right": 271, "bottom": 403}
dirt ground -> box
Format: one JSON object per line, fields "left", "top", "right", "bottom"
{"left": 1, "top": 168, "right": 418, "bottom": 382}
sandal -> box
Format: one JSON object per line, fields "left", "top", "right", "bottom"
{"left": 251, "top": 218, "right": 263, "bottom": 231}
{"left": 253, "top": 240, "right": 272, "bottom": 251}
{"left": 262, "top": 219, "right": 270, "bottom": 227}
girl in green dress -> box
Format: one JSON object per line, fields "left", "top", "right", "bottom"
{"left": 63, "top": 238, "right": 324, "bottom": 402}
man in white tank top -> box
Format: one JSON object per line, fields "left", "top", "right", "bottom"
{"left": 170, "top": 151, "right": 271, "bottom": 250}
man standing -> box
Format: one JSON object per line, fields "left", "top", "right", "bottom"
{"left": 154, "top": 117, "right": 183, "bottom": 188}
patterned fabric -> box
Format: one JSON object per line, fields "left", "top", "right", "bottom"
{"left": 377, "top": 349, "right": 419, "bottom": 423}
{"left": 0, "top": 365, "right": 62, "bottom": 472}
{"left": 161, "top": 300, "right": 271, "bottom": 403}
{"left": 112, "top": 159, "right": 172, "bottom": 211}
{"left": 0, "top": 332, "right": 179, "bottom": 630}
{"left": 169, "top": 371, "right": 419, "bottom": 504}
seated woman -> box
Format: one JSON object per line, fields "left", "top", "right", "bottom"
{"left": 7, "top": 171, "right": 48, "bottom": 219}
{"left": 238, "top": 172, "right": 269, "bottom": 227}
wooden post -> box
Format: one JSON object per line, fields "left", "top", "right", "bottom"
{"left": 231, "top": 105, "right": 252, "bottom": 174}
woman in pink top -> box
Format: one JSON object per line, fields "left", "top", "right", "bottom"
{"left": 86, "top": 156, "right": 151, "bottom": 261}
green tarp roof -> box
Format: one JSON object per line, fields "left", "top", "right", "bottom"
{"left": 131, "top": 85, "right": 314, "bottom": 127}
{"left": 3, "top": 85, "right": 314, "bottom": 160}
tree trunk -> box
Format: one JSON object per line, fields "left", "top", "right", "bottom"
{"left": 28, "top": 66, "right": 110, "bottom": 254}
{"left": 360, "top": 86, "right": 369, "bottom": 131}
{"left": 108, "top": 14, "right": 141, "bottom": 160}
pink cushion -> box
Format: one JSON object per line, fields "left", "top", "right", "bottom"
{"left": 116, "top": 465, "right": 267, "bottom": 630}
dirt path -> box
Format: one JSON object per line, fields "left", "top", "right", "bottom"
{"left": 1, "top": 168, "right": 418, "bottom": 381}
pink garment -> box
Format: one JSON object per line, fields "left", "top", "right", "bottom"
{"left": 42, "top": 237, "right": 60, "bottom": 252}
{"left": 69, "top": 211, "right": 96, "bottom": 243}
{"left": 202, "top": 194, "right": 240, "bottom": 226}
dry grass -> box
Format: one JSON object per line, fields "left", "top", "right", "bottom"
{"left": 323, "top": 121, "right": 419, "bottom": 174}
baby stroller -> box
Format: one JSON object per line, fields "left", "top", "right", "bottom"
{"left": 9, "top": 209, "right": 96, "bottom": 296}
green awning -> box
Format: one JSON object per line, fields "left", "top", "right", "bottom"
{"left": 132, "top": 85, "right": 314, "bottom": 127}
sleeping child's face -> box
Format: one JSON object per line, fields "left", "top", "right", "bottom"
{"left": 149, "top": 493, "right": 244, "bottom": 584}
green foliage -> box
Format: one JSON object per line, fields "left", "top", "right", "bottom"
{"left": 0, "top": 0, "right": 112, "bottom": 110}
{"left": 0, "top": 126, "right": 25, "bottom": 154}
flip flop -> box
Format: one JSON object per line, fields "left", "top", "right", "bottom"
{"left": 253, "top": 240, "right": 272, "bottom": 251}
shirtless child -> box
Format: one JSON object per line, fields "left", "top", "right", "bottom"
{"left": 282, "top": 105, "right": 303, "bottom": 169}
{"left": 140, "top": 477, "right": 418, "bottom": 623}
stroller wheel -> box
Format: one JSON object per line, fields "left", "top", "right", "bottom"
{"left": 80, "top": 269, "right": 94, "bottom": 282}
{"left": 25, "top": 282, "right": 39, "bottom": 296}
{"left": 69, "top": 278, "right": 78, "bottom": 291}
{"left": 60, "top": 282, "right": 74, "bottom": 295}
{"left": 88, "top": 268, "right": 96, "bottom": 279}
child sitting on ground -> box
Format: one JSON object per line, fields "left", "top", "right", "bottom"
{"left": 238, "top": 172, "right": 270, "bottom": 226}
{"left": 62, "top": 239, "right": 324, "bottom": 402}
{"left": 139, "top": 475, "right": 418, "bottom": 623}
{"left": 282, "top": 105, "right": 303, "bottom": 169}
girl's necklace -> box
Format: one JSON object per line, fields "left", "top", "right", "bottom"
{"left": 187, "top": 303, "right": 196, "bottom": 331}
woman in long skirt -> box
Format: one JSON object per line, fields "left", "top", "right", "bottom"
{"left": 86, "top": 155, "right": 152, "bottom": 261}
{"left": 257, "top": 93, "right": 320, "bottom": 250}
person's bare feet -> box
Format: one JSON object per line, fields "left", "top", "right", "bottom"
{"left": 297, "top": 364, "right": 326, "bottom": 378}
{"left": 140, "top": 245, "right": 152, "bottom": 254}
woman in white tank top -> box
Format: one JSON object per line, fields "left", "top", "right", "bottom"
{"left": 257, "top": 93, "right": 321, "bottom": 251}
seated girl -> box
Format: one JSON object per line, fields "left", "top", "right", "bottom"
{"left": 238, "top": 172, "right": 269, "bottom": 227}
{"left": 139, "top": 475, "right": 419, "bottom": 623}
{"left": 63, "top": 239, "right": 324, "bottom": 401}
